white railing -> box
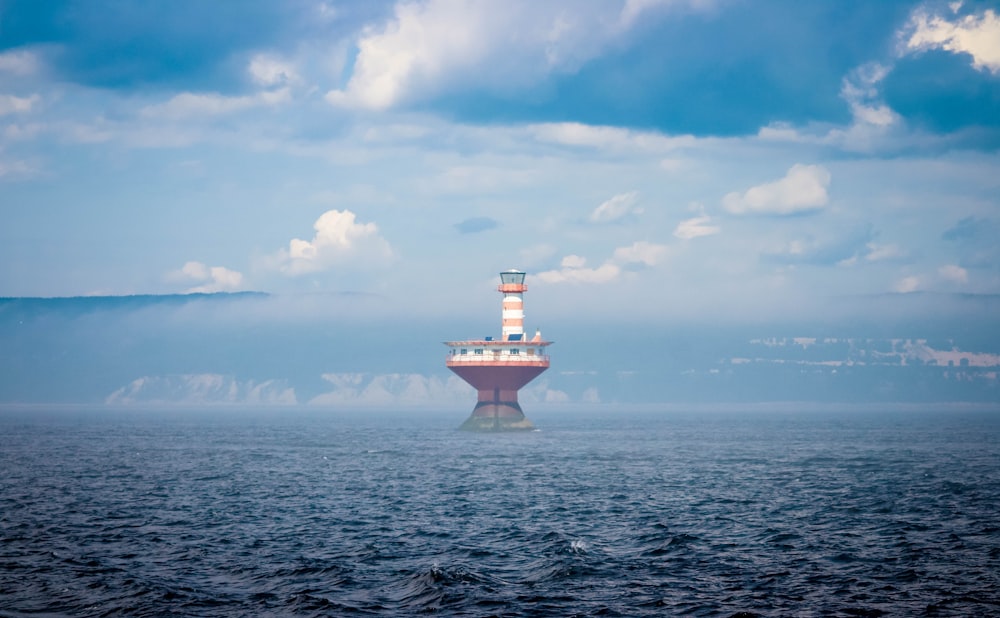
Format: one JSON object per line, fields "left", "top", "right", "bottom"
{"left": 446, "top": 352, "right": 550, "bottom": 364}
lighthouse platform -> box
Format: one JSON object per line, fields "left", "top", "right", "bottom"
{"left": 445, "top": 340, "right": 552, "bottom": 430}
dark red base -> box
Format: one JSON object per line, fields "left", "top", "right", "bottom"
{"left": 459, "top": 403, "right": 534, "bottom": 431}
{"left": 459, "top": 394, "right": 533, "bottom": 431}
{"left": 448, "top": 363, "right": 547, "bottom": 431}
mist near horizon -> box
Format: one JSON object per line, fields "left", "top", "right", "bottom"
{"left": 1, "top": 292, "right": 997, "bottom": 406}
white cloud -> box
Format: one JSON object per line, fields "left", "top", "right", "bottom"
{"left": 0, "top": 159, "right": 36, "bottom": 179}
{"left": 589, "top": 191, "right": 641, "bottom": 223}
{"left": 938, "top": 264, "right": 969, "bottom": 284}
{"left": 248, "top": 54, "right": 300, "bottom": 87}
{"left": 141, "top": 88, "right": 291, "bottom": 119}
{"left": 0, "top": 94, "right": 40, "bottom": 116}
{"left": 757, "top": 63, "right": 901, "bottom": 153}
{"left": 535, "top": 240, "right": 669, "bottom": 284}
{"left": 674, "top": 214, "right": 720, "bottom": 239}
{"left": 756, "top": 118, "right": 900, "bottom": 153}
{"left": 893, "top": 265, "right": 969, "bottom": 293}
{"left": 271, "top": 209, "right": 393, "bottom": 276}
{"left": 864, "top": 243, "right": 906, "bottom": 263}
{"left": 620, "top": 0, "right": 717, "bottom": 27}
{"left": 536, "top": 262, "right": 621, "bottom": 284}
{"left": 316, "top": 2, "right": 339, "bottom": 21}
{"left": 723, "top": 164, "right": 831, "bottom": 215}
{"left": 893, "top": 275, "right": 922, "bottom": 293}
{"left": 0, "top": 50, "right": 40, "bottom": 75}
{"left": 840, "top": 62, "right": 900, "bottom": 129}
{"left": 530, "top": 122, "right": 695, "bottom": 152}
{"left": 328, "top": 0, "right": 511, "bottom": 109}
{"left": 612, "top": 240, "right": 669, "bottom": 266}
{"left": 327, "top": 0, "right": 713, "bottom": 110}
{"left": 167, "top": 261, "right": 244, "bottom": 293}
{"left": 904, "top": 6, "right": 1000, "bottom": 74}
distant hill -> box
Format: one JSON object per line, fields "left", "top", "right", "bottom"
{"left": 0, "top": 292, "right": 998, "bottom": 406}
{"left": 0, "top": 291, "right": 268, "bottom": 318}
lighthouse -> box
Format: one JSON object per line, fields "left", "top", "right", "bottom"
{"left": 445, "top": 270, "right": 552, "bottom": 431}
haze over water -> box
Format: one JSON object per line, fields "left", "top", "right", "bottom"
{"left": 2, "top": 406, "right": 998, "bottom": 616}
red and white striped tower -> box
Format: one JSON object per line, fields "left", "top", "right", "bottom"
{"left": 445, "top": 269, "right": 552, "bottom": 431}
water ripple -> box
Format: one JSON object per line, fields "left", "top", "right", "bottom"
{"left": 1, "top": 407, "right": 998, "bottom": 616}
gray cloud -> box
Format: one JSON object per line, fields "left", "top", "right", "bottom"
{"left": 942, "top": 216, "right": 990, "bottom": 241}
{"left": 454, "top": 216, "right": 499, "bottom": 234}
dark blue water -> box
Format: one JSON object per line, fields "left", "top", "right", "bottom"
{"left": 2, "top": 406, "right": 999, "bottom": 617}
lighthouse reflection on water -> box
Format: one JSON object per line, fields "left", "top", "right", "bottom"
{"left": 445, "top": 270, "right": 552, "bottom": 431}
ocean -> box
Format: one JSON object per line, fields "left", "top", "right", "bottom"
{"left": 1, "top": 406, "right": 998, "bottom": 617}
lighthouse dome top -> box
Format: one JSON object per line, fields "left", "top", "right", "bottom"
{"left": 500, "top": 269, "right": 526, "bottom": 285}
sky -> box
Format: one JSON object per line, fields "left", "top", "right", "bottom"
{"left": 2, "top": 0, "right": 1000, "bottom": 326}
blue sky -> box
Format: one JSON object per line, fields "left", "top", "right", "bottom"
{"left": 2, "top": 0, "right": 999, "bottom": 324}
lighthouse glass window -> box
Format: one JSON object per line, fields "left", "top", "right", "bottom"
{"left": 501, "top": 271, "right": 525, "bottom": 285}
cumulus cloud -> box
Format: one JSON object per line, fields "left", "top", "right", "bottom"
{"left": 530, "top": 122, "right": 695, "bottom": 152}
{"left": 589, "top": 191, "right": 642, "bottom": 223}
{"left": 248, "top": 54, "right": 300, "bottom": 87}
{"left": 328, "top": 0, "right": 522, "bottom": 109}
{"left": 938, "top": 264, "right": 969, "bottom": 284}
{"left": 327, "top": 0, "right": 712, "bottom": 110}
{"left": 840, "top": 62, "right": 900, "bottom": 129}
{"left": 612, "top": 241, "right": 669, "bottom": 266}
{"left": 903, "top": 5, "right": 1000, "bottom": 74}
{"left": 141, "top": 88, "right": 290, "bottom": 119}
{"left": 757, "top": 63, "right": 901, "bottom": 152}
{"left": 765, "top": 227, "right": 879, "bottom": 267}
{"left": 862, "top": 243, "right": 907, "bottom": 263}
{"left": 893, "top": 275, "right": 922, "bottom": 293}
{"left": 837, "top": 242, "right": 908, "bottom": 267}
{"left": 893, "top": 264, "right": 969, "bottom": 293}
{"left": 620, "top": 0, "right": 717, "bottom": 27}
{"left": 0, "top": 94, "right": 40, "bottom": 116}
{"left": 167, "top": 261, "right": 244, "bottom": 293}
{"left": 535, "top": 241, "right": 669, "bottom": 284}
{"left": 674, "top": 214, "right": 720, "bottom": 239}
{"left": 723, "top": 164, "right": 831, "bottom": 215}
{"left": 536, "top": 262, "right": 621, "bottom": 284}
{"left": 271, "top": 209, "right": 393, "bottom": 276}
{"left": 0, "top": 50, "right": 40, "bottom": 75}
{"left": 0, "top": 158, "right": 37, "bottom": 180}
